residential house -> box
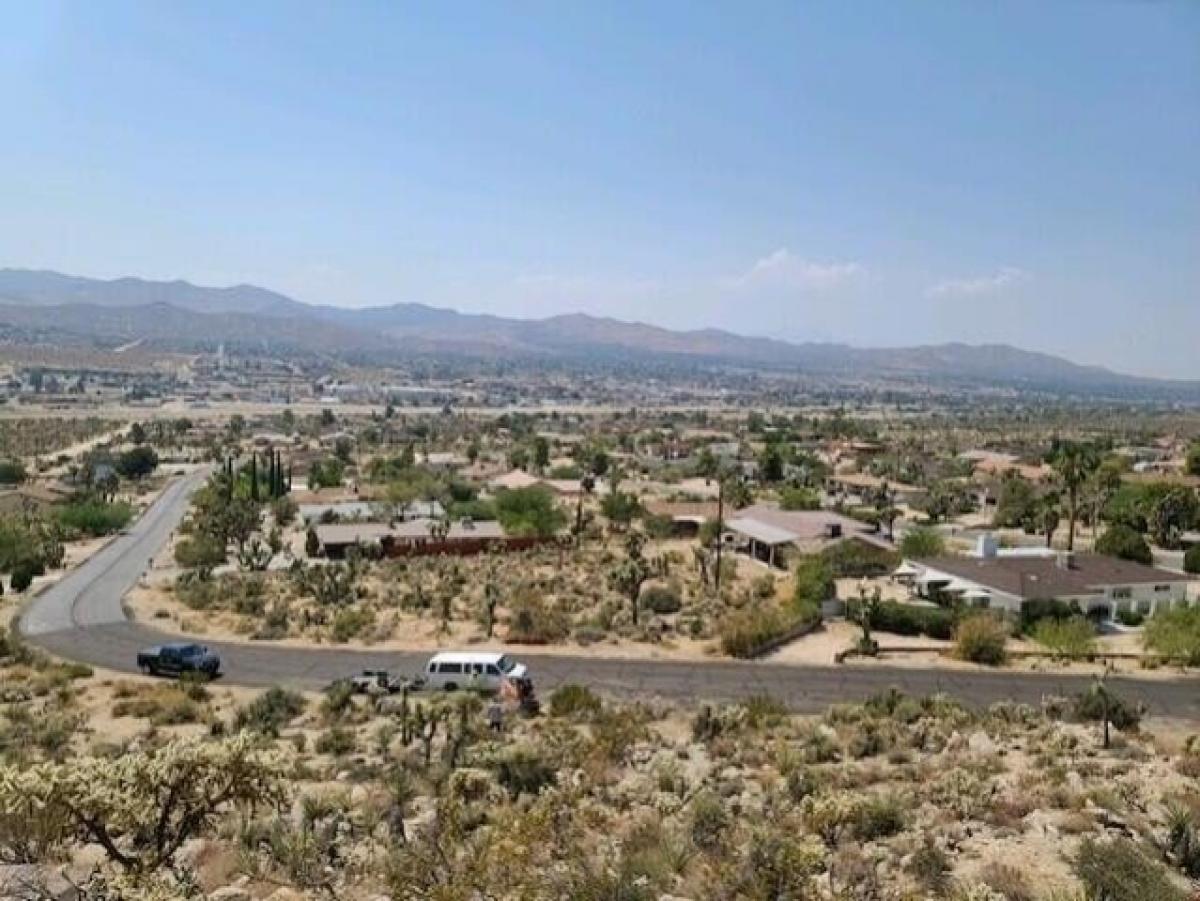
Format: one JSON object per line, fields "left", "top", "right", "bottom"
{"left": 902, "top": 543, "right": 1195, "bottom": 618}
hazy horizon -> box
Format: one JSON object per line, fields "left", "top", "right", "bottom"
{"left": 3, "top": 3, "right": 1197, "bottom": 378}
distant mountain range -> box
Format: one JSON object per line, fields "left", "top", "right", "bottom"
{"left": 0, "top": 268, "right": 1193, "bottom": 399}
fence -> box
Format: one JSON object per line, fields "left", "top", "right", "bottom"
{"left": 380, "top": 535, "right": 553, "bottom": 559}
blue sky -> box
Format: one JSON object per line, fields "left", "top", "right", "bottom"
{"left": 2, "top": 2, "right": 1197, "bottom": 377}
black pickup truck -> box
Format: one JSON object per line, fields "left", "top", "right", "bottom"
{"left": 137, "top": 642, "right": 221, "bottom": 678}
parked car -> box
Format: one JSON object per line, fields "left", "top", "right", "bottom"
{"left": 137, "top": 642, "right": 221, "bottom": 678}
{"left": 423, "top": 651, "right": 527, "bottom": 693}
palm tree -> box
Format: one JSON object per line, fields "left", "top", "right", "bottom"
{"left": 1051, "top": 441, "right": 1099, "bottom": 552}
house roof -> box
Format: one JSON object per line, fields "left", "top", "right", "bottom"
{"left": 316, "top": 518, "right": 505, "bottom": 546}
{"left": 725, "top": 517, "right": 799, "bottom": 546}
{"left": 643, "top": 500, "right": 718, "bottom": 522}
{"left": 911, "top": 553, "right": 1194, "bottom": 600}
{"left": 314, "top": 523, "right": 396, "bottom": 545}
{"left": 488, "top": 470, "right": 542, "bottom": 491}
{"left": 725, "top": 503, "right": 892, "bottom": 549}
{"left": 299, "top": 501, "right": 376, "bottom": 522}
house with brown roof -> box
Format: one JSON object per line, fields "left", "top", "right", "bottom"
{"left": 905, "top": 547, "right": 1195, "bottom": 618}
{"left": 723, "top": 503, "right": 892, "bottom": 568}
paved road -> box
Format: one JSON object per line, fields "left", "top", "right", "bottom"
{"left": 17, "top": 477, "right": 1200, "bottom": 717}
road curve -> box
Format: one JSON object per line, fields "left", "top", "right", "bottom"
{"left": 17, "top": 477, "right": 1200, "bottom": 717}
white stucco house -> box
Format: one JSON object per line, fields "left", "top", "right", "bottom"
{"left": 902, "top": 543, "right": 1195, "bottom": 618}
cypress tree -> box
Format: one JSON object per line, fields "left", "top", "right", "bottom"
{"left": 249, "top": 454, "right": 259, "bottom": 502}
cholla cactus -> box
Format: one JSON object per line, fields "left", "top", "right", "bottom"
{"left": 802, "top": 790, "right": 858, "bottom": 847}
{"left": 0, "top": 733, "right": 288, "bottom": 872}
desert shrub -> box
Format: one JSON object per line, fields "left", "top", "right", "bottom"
{"left": 1143, "top": 606, "right": 1200, "bottom": 664}
{"left": 506, "top": 594, "right": 570, "bottom": 643}
{"left": 55, "top": 501, "right": 133, "bottom": 537}
{"left": 742, "top": 693, "right": 788, "bottom": 729}
{"left": 1164, "top": 803, "right": 1200, "bottom": 878}
{"left": 641, "top": 513, "right": 675, "bottom": 539}
{"left": 1074, "top": 837, "right": 1187, "bottom": 901}
{"left": 978, "top": 862, "right": 1036, "bottom": 901}
{"left": 321, "top": 681, "right": 355, "bottom": 721}
{"left": 907, "top": 836, "right": 951, "bottom": 894}
{"left": 1032, "top": 616, "right": 1096, "bottom": 658}
{"left": 1115, "top": 608, "right": 1144, "bottom": 627}
{"left": 112, "top": 687, "right": 202, "bottom": 726}
{"left": 1095, "top": 524, "right": 1153, "bottom": 565}
{"left": 866, "top": 600, "right": 956, "bottom": 640}
{"left": 315, "top": 726, "right": 356, "bottom": 756}
{"left": 792, "top": 555, "right": 835, "bottom": 605}
{"left": 852, "top": 794, "right": 906, "bottom": 840}
{"left": 1073, "top": 684, "right": 1143, "bottom": 732}
{"left": 955, "top": 614, "right": 1008, "bottom": 665}
{"left": 779, "top": 486, "right": 820, "bottom": 511}
{"left": 640, "top": 584, "right": 682, "bottom": 614}
{"left": 331, "top": 607, "right": 375, "bottom": 642}
{"left": 1019, "top": 597, "right": 1082, "bottom": 633}
{"left": 492, "top": 745, "right": 556, "bottom": 798}
{"left": 590, "top": 709, "right": 647, "bottom": 763}
{"left": 549, "top": 684, "right": 603, "bottom": 719}
{"left": 1185, "top": 544, "right": 1200, "bottom": 574}
{"left": 9, "top": 562, "right": 35, "bottom": 593}
{"left": 719, "top": 604, "right": 804, "bottom": 658}
{"left": 899, "top": 525, "right": 945, "bottom": 558}
{"left": 234, "top": 687, "right": 307, "bottom": 736}
{"left": 821, "top": 541, "right": 899, "bottom": 578}
{"left": 0, "top": 460, "right": 26, "bottom": 485}
{"left": 690, "top": 791, "right": 729, "bottom": 851}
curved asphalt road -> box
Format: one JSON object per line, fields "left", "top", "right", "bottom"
{"left": 16, "top": 477, "right": 1200, "bottom": 718}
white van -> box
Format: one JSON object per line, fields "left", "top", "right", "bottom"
{"left": 423, "top": 651, "right": 528, "bottom": 692}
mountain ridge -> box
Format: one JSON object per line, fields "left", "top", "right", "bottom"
{"left": 0, "top": 268, "right": 1192, "bottom": 396}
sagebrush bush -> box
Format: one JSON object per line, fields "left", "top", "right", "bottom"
{"left": 1032, "top": 616, "right": 1096, "bottom": 658}
{"left": 1074, "top": 837, "right": 1188, "bottom": 901}
{"left": 234, "top": 686, "right": 307, "bottom": 736}
{"left": 640, "top": 584, "right": 682, "bottom": 614}
{"left": 549, "top": 683, "right": 603, "bottom": 719}
{"left": 955, "top": 614, "right": 1008, "bottom": 665}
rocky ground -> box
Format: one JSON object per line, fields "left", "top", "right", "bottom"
{"left": 2, "top": 621, "right": 1199, "bottom": 901}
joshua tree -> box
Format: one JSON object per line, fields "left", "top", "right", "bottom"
{"left": 575, "top": 473, "right": 596, "bottom": 546}
{"left": 483, "top": 576, "right": 499, "bottom": 638}
{"left": 609, "top": 530, "right": 651, "bottom": 626}
{"left": 854, "top": 584, "right": 882, "bottom": 655}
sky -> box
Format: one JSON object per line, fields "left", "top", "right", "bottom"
{"left": 1, "top": 2, "right": 1198, "bottom": 378}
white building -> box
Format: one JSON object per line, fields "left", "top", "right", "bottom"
{"left": 903, "top": 543, "right": 1195, "bottom": 618}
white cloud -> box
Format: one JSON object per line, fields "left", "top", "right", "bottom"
{"left": 728, "top": 248, "right": 864, "bottom": 291}
{"left": 926, "top": 266, "right": 1029, "bottom": 298}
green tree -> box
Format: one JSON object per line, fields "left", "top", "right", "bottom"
{"left": 1095, "top": 523, "right": 1152, "bottom": 565}
{"left": 1050, "top": 440, "right": 1100, "bottom": 551}
{"left": 494, "top": 486, "right": 566, "bottom": 538}
{"left": 758, "top": 444, "right": 784, "bottom": 483}
{"left": 115, "top": 445, "right": 159, "bottom": 480}
{"left": 532, "top": 436, "right": 551, "bottom": 473}
{"left": 1148, "top": 487, "right": 1198, "bottom": 549}
{"left": 174, "top": 535, "right": 227, "bottom": 579}
{"left": 898, "top": 525, "right": 944, "bottom": 558}
{"left": 993, "top": 473, "right": 1039, "bottom": 530}
{"left": 779, "top": 486, "right": 820, "bottom": 511}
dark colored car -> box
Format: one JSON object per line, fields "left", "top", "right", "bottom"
{"left": 137, "top": 642, "right": 221, "bottom": 678}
